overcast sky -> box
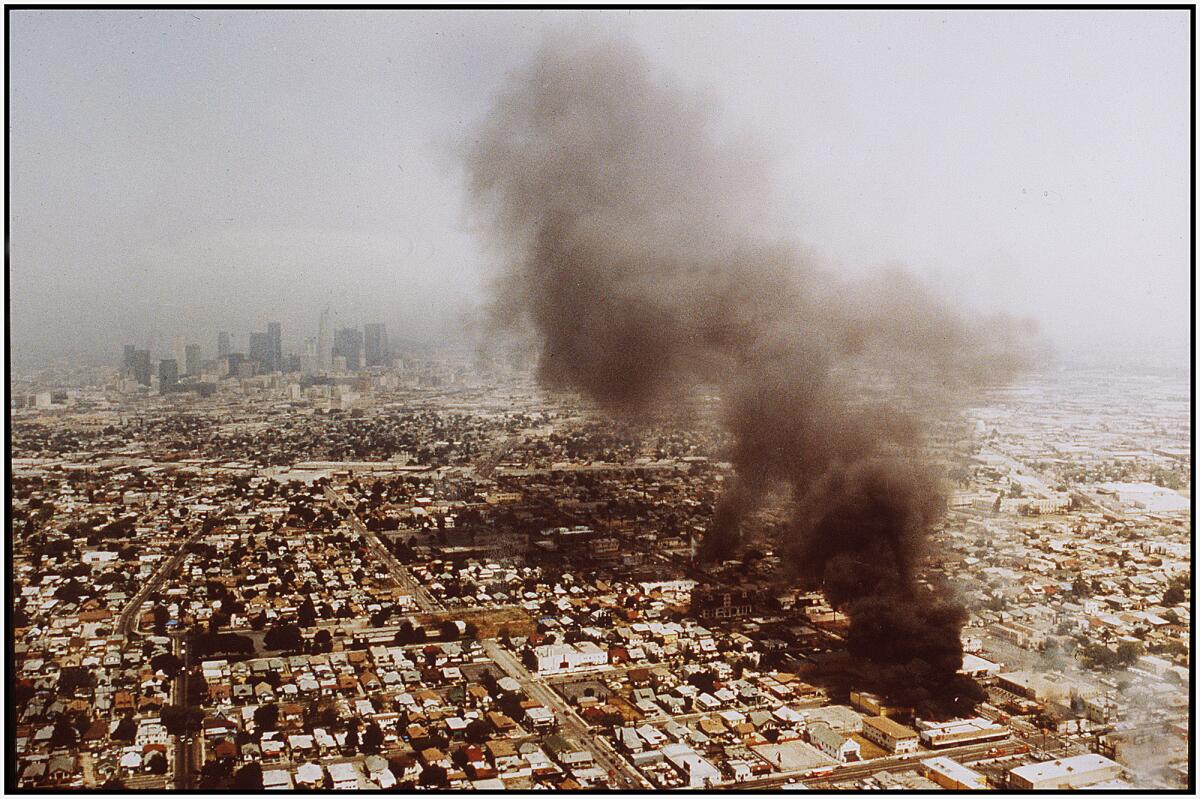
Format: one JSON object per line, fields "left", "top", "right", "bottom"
{"left": 8, "top": 9, "right": 1191, "bottom": 368}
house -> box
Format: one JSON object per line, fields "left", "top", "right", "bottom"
{"left": 808, "top": 723, "right": 860, "bottom": 763}
{"left": 327, "top": 761, "right": 361, "bottom": 789}
{"left": 661, "top": 743, "right": 721, "bottom": 788}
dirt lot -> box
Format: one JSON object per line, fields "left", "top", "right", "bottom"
{"left": 416, "top": 605, "right": 537, "bottom": 639}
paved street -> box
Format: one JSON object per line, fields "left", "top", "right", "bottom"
{"left": 325, "top": 485, "right": 443, "bottom": 612}
{"left": 481, "top": 640, "right": 651, "bottom": 789}
{"left": 116, "top": 526, "right": 207, "bottom": 640}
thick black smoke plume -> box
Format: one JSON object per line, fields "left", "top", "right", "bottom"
{"left": 467, "top": 34, "right": 1029, "bottom": 716}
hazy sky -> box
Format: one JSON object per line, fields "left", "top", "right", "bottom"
{"left": 8, "top": 9, "right": 1191, "bottom": 367}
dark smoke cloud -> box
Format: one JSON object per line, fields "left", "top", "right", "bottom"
{"left": 467, "top": 32, "right": 1030, "bottom": 716}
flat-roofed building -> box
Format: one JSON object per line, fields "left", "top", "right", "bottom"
{"left": 1008, "top": 754, "right": 1122, "bottom": 790}
{"left": 921, "top": 756, "right": 988, "bottom": 790}
{"left": 916, "top": 717, "right": 1009, "bottom": 749}
{"left": 861, "top": 715, "right": 919, "bottom": 754}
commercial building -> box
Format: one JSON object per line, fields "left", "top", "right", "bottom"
{"left": 133, "top": 349, "right": 152, "bottom": 386}
{"left": 318, "top": 307, "right": 333, "bottom": 371}
{"left": 185, "top": 344, "right": 201, "bottom": 376}
{"left": 217, "top": 331, "right": 230, "bottom": 359}
{"left": 921, "top": 756, "right": 988, "bottom": 790}
{"left": 364, "top": 323, "right": 388, "bottom": 367}
{"left": 267, "top": 321, "right": 282, "bottom": 372}
{"left": 861, "top": 716, "right": 919, "bottom": 754}
{"left": 532, "top": 642, "right": 608, "bottom": 674}
{"left": 660, "top": 743, "right": 721, "bottom": 788}
{"left": 249, "top": 332, "right": 273, "bottom": 370}
{"left": 915, "top": 718, "right": 1009, "bottom": 749}
{"left": 158, "top": 358, "right": 179, "bottom": 391}
{"left": 1008, "top": 754, "right": 1122, "bottom": 790}
{"left": 334, "top": 327, "right": 364, "bottom": 371}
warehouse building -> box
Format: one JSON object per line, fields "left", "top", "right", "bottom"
{"left": 1008, "top": 754, "right": 1122, "bottom": 790}
{"left": 861, "top": 716, "right": 920, "bottom": 754}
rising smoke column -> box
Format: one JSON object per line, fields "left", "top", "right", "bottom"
{"left": 467, "top": 33, "right": 1027, "bottom": 716}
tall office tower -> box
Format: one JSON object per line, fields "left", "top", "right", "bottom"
{"left": 159, "top": 359, "right": 179, "bottom": 392}
{"left": 226, "top": 352, "right": 245, "bottom": 376}
{"left": 248, "top": 332, "right": 273, "bottom": 368}
{"left": 301, "top": 337, "right": 318, "bottom": 376}
{"left": 184, "top": 344, "right": 201, "bottom": 376}
{"left": 134, "top": 349, "right": 152, "bottom": 386}
{"left": 172, "top": 336, "right": 187, "bottom": 374}
{"left": 317, "top": 307, "right": 333, "bottom": 371}
{"left": 267, "top": 322, "right": 282, "bottom": 372}
{"left": 122, "top": 344, "right": 137, "bottom": 374}
{"left": 364, "top": 323, "right": 388, "bottom": 367}
{"left": 333, "top": 327, "right": 364, "bottom": 371}
{"left": 217, "top": 331, "right": 231, "bottom": 359}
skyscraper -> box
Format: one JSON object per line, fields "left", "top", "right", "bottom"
{"left": 333, "top": 327, "right": 364, "bottom": 371}
{"left": 159, "top": 358, "right": 179, "bottom": 392}
{"left": 122, "top": 344, "right": 137, "bottom": 373}
{"left": 133, "top": 349, "right": 152, "bottom": 386}
{"left": 185, "top": 344, "right": 201, "bottom": 376}
{"left": 267, "top": 322, "right": 282, "bottom": 372}
{"left": 364, "top": 323, "right": 388, "bottom": 367}
{"left": 172, "top": 336, "right": 187, "bottom": 375}
{"left": 249, "top": 332, "right": 273, "bottom": 368}
{"left": 301, "top": 337, "right": 318, "bottom": 376}
{"left": 317, "top": 307, "right": 333, "bottom": 372}
{"left": 217, "top": 331, "right": 231, "bottom": 359}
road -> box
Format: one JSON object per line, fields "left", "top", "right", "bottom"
{"left": 738, "top": 738, "right": 1020, "bottom": 789}
{"left": 325, "top": 485, "right": 442, "bottom": 613}
{"left": 481, "top": 640, "right": 651, "bottom": 790}
{"left": 170, "top": 631, "right": 197, "bottom": 789}
{"left": 475, "top": 433, "right": 523, "bottom": 480}
{"left": 116, "top": 526, "right": 207, "bottom": 640}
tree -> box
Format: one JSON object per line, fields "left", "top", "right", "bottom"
{"left": 362, "top": 722, "right": 384, "bottom": 755}
{"left": 111, "top": 715, "right": 137, "bottom": 742}
{"left": 464, "top": 718, "right": 491, "bottom": 745}
{"left": 152, "top": 604, "right": 170, "bottom": 635}
{"left": 1116, "top": 641, "right": 1144, "bottom": 667}
{"left": 264, "top": 622, "right": 303, "bottom": 652}
{"left": 150, "top": 653, "right": 184, "bottom": 678}
{"left": 253, "top": 703, "right": 280, "bottom": 732}
{"left": 160, "top": 705, "right": 202, "bottom": 736}
{"left": 232, "top": 762, "right": 263, "bottom": 790}
{"left": 57, "top": 666, "right": 95, "bottom": 696}
{"left": 298, "top": 597, "right": 317, "bottom": 628}
{"left": 146, "top": 753, "right": 168, "bottom": 775}
{"left": 344, "top": 725, "right": 360, "bottom": 753}
{"left": 419, "top": 765, "right": 448, "bottom": 788}
{"left": 1163, "top": 584, "right": 1186, "bottom": 606}
{"left": 49, "top": 718, "right": 78, "bottom": 749}
{"left": 312, "top": 628, "right": 333, "bottom": 653}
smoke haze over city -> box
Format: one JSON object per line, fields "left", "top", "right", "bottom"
{"left": 7, "top": 10, "right": 1191, "bottom": 369}
{"left": 6, "top": 9, "right": 1192, "bottom": 793}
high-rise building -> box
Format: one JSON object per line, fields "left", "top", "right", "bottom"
{"left": 317, "top": 307, "right": 333, "bottom": 372}
{"left": 122, "top": 343, "right": 137, "bottom": 379}
{"left": 364, "top": 323, "right": 388, "bottom": 367}
{"left": 248, "top": 332, "right": 273, "bottom": 367}
{"left": 301, "top": 337, "right": 318, "bottom": 376}
{"left": 185, "top": 344, "right": 201, "bottom": 376}
{"left": 133, "top": 349, "right": 152, "bottom": 386}
{"left": 217, "top": 331, "right": 231, "bottom": 359}
{"left": 333, "top": 327, "right": 364, "bottom": 371}
{"left": 267, "top": 322, "right": 282, "bottom": 372}
{"left": 172, "top": 336, "right": 187, "bottom": 375}
{"left": 159, "top": 358, "right": 179, "bottom": 392}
